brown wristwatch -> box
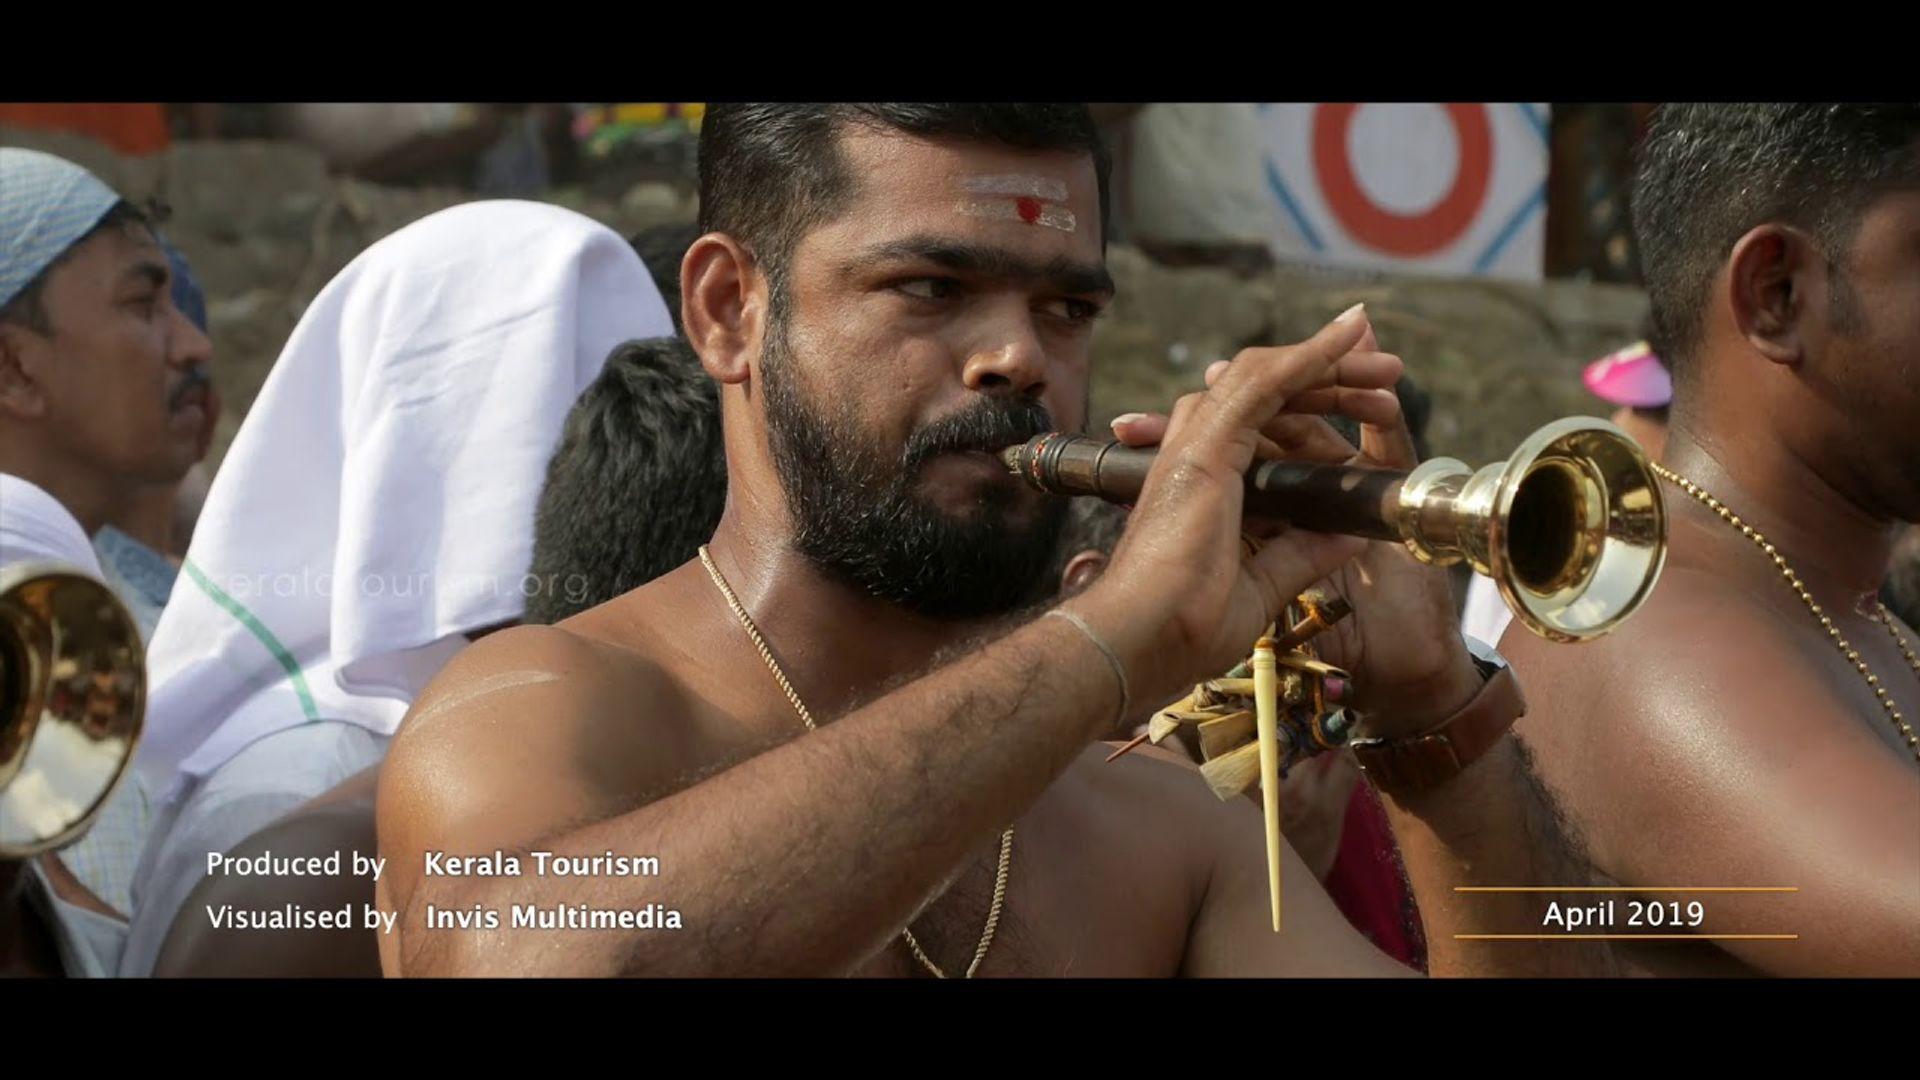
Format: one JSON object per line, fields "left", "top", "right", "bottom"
{"left": 1351, "top": 637, "right": 1527, "bottom": 797}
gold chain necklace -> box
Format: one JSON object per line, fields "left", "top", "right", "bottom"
{"left": 697, "top": 544, "right": 1014, "bottom": 977}
{"left": 1652, "top": 465, "right": 1920, "bottom": 765}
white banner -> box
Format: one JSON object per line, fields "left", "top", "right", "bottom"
{"left": 1259, "top": 103, "right": 1550, "bottom": 281}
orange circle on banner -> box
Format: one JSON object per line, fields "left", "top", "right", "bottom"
{"left": 1312, "top": 103, "right": 1493, "bottom": 257}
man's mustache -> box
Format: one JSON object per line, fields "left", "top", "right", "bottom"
{"left": 905, "top": 398, "right": 1054, "bottom": 467}
{"left": 169, "top": 366, "right": 212, "bottom": 410}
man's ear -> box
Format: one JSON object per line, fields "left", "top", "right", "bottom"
{"left": 1726, "top": 223, "right": 1817, "bottom": 368}
{"left": 682, "top": 233, "right": 767, "bottom": 387}
{"left": 1060, "top": 550, "right": 1109, "bottom": 597}
{"left": 0, "top": 324, "right": 50, "bottom": 421}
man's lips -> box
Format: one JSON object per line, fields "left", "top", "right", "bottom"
{"left": 170, "top": 383, "right": 210, "bottom": 414}
{"left": 924, "top": 447, "right": 1009, "bottom": 467}
{"left": 917, "top": 449, "right": 1024, "bottom": 489}
{"left": 169, "top": 369, "right": 212, "bottom": 411}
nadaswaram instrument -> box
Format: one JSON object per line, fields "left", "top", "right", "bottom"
{"left": 1004, "top": 416, "right": 1668, "bottom": 930}
{"left": 1004, "top": 416, "right": 1666, "bottom": 644}
{"left": 0, "top": 562, "right": 145, "bottom": 860}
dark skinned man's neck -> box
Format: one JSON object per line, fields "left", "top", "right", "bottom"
{"left": 700, "top": 518, "right": 1018, "bottom": 724}
{"left": 1663, "top": 414, "right": 1897, "bottom": 605}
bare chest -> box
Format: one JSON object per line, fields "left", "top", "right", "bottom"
{"left": 848, "top": 800, "right": 1196, "bottom": 979}
{"left": 1793, "top": 610, "right": 1920, "bottom": 761}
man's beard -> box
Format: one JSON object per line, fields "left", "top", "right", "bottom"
{"left": 761, "top": 326, "right": 1068, "bottom": 619}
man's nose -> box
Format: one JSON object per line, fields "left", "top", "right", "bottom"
{"left": 961, "top": 311, "right": 1048, "bottom": 399}
{"left": 168, "top": 307, "right": 213, "bottom": 369}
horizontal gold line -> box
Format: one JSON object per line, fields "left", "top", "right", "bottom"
{"left": 1454, "top": 934, "right": 1799, "bottom": 941}
{"left": 1452, "top": 887, "right": 1798, "bottom": 893}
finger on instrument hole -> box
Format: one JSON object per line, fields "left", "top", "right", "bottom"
{"left": 1257, "top": 414, "right": 1358, "bottom": 463}
{"left": 1109, "top": 411, "right": 1169, "bottom": 447}
{"left": 1283, "top": 386, "right": 1404, "bottom": 427}
{"left": 1199, "top": 306, "right": 1371, "bottom": 434}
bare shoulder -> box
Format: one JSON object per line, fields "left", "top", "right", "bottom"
{"left": 1508, "top": 563, "right": 1835, "bottom": 735}
{"left": 1505, "top": 564, "right": 1892, "bottom": 866}
{"left": 387, "top": 622, "right": 696, "bottom": 793}
{"left": 1050, "top": 743, "right": 1249, "bottom": 896}
{"left": 1066, "top": 742, "right": 1223, "bottom": 825}
{"left": 377, "top": 623, "right": 700, "bottom": 898}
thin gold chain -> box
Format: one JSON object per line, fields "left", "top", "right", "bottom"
{"left": 697, "top": 544, "right": 1014, "bottom": 977}
{"left": 1652, "top": 465, "right": 1920, "bottom": 765}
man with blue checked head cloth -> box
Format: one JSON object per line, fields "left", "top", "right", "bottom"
{"left": 1, "top": 147, "right": 215, "bottom": 976}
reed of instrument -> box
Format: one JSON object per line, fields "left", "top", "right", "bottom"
{"left": 0, "top": 562, "right": 145, "bottom": 859}
{"left": 1002, "top": 416, "right": 1667, "bottom": 642}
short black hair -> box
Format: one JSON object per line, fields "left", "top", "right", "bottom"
{"left": 0, "top": 201, "right": 151, "bottom": 335}
{"left": 627, "top": 222, "right": 701, "bottom": 334}
{"left": 525, "top": 336, "right": 726, "bottom": 623}
{"left": 697, "top": 104, "right": 1110, "bottom": 311}
{"left": 1632, "top": 103, "right": 1920, "bottom": 383}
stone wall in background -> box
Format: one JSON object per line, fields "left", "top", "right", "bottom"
{"left": 4, "top": 130, "right": 1648, "bottom": 477}
{"left": 1093, "top": 247, "right": 1650, "bottom": 467}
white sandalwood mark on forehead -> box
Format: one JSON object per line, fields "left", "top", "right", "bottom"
{"left": 955, "top": 174, "right": 1077, "bottom": 233}
{"left": 956, "top": 200, "right": 1077, "bottom": 232}
{"left": 959, "top": 174, "right": 1071, "bottom": 201}
{"left": 403, "top": 669, "right": 562, "bottom": 734}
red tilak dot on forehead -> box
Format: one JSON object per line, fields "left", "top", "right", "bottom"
{"left": 1015, "top": 196, "right": 1042, "bottom": 224}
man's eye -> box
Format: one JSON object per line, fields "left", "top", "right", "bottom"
{"left": 896, "top": 278, "right": 960, "bottom": 301}
{"left": 1042, "top": 298, "right": 1102, "bottom": 323}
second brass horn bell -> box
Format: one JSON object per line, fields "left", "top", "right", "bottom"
{"left": 0, "top": 562, "right": 145, "bottom": 860}
{"left": 1002, "top": 416, "right": 1667, "bottom": 643}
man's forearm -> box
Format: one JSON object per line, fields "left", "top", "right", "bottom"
{"left": 1381, "top": 736, "right": 1618, "bottom": 976}
{"left": 400, "top": 614, "right": 1116, "bottom": 977}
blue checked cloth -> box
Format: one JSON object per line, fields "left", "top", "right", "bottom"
{"left": 0, "top": 147, "right": 121, "bottom": 310}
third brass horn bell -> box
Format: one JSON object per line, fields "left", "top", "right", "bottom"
{"left": 1001, "top": 416, "right": 1667, "bottom": 643}
{"left": 0, "top": 562, "right": 145, "bottom": 860}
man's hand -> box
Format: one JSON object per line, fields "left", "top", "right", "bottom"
{"left": 1081, "top": 315, "right": 1612, "bottom": 978}
{"left": 1101, "top": 310, "right": 1481, "bottom": 737}
{"left": 1231, "top": 320, "right": 1479, "bottom": 736}
{"left": 1281, "top": 750, "right": 1361, "bottom": 882}
{"left": 1067, "top": 305, "right": 1402, "bottom": 711}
